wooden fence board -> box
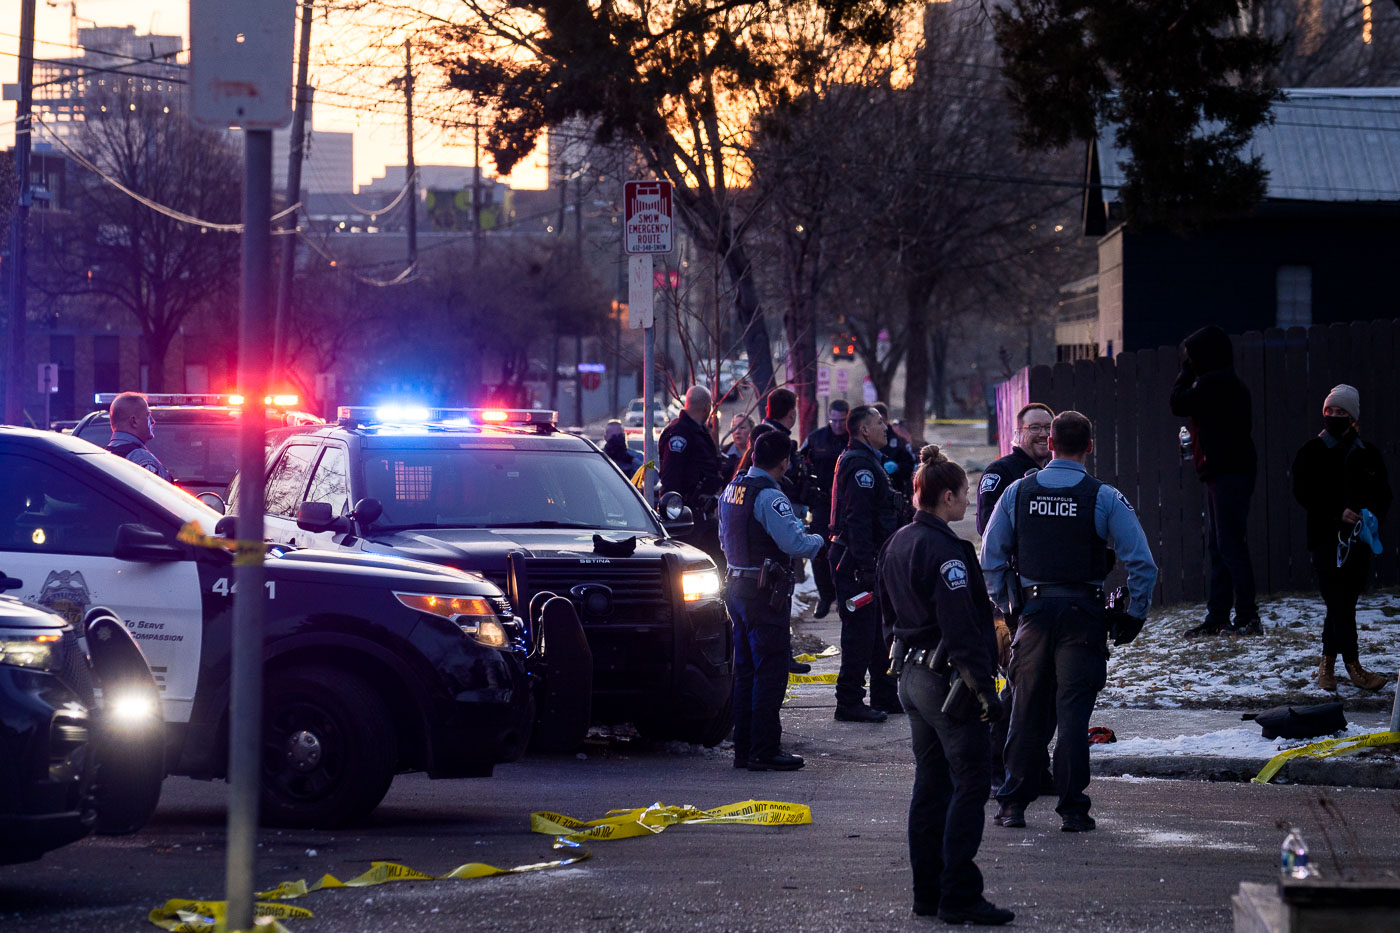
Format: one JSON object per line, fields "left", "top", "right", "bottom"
{"left": 1050, "top": 361, "right": 1075, "bottom": 421}
{"left": 1135, "top": 349, "right": 1169, "bottom": 605}
{"left": 1282, "top": 327, "right": 1311, "bottom": 591}
{"left": 1095, "top": 356, "right": 1118, "bottom": 488}
{"left": 1154, "top": 347, "right": 1185, "bottom": 605}
{"left": 1073, "top": 359, "right": 1101, "bottom": 476}
{"left": 1376, "top": 320, "right": 1400, "bottom": 584}
{"left": 1028, "top": 365, "right": 1054, "bottom": 412}
{"left": 1260, "top": 328, "right": 1292, "bottom": 594}
{"left": 1235, "top": 330, "right": 1269, "bottom": 601}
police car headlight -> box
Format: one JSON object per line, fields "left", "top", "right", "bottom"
{"left": 107, "top": 689, "right": 160, "bottom": 724}
{"left": 0, "top": 634, "right": 62, "bottom": 670}
{"left": 681, "top": 569, "right": 722, "bottom": 602}
{"left": 395, "top": 592, "right": 509, "bottom": 647}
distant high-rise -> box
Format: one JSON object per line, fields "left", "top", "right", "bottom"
{"left": 31, "top": 25, "right": 184, "bottom": 142}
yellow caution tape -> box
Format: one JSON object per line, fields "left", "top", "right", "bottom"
{"left": 997, "top": 677, "right": 1007, "bottom": 693}
{"left": 531, "top": 799, "right": 811, "bottom": 843}
{"left": 177, "top": 521, "right": 266, "bottom": 567}
{"left": 1252, "top": 730, "right": 1400, "bottom": 784}
{"left": 148, "top": 898, "right": 309, "bottom": 933}
{"left": 788, "top": 672, "right": 839, "bottom": 685}
{"left": 630, "top": 460, "right": 655, "bottom": 491}
{"left": 793, "top": 646, "right": 839, "bottom": 663}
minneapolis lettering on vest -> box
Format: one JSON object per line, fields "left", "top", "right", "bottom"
{"left": 1028, "top": 496, "right": 1077, "bottom": 517}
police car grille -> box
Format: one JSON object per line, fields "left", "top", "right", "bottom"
{"left": 520, "top": 559, "right": 669, "bottom": 619}
{"left": 58, "top": 630, "right": 96, "bottom": 707}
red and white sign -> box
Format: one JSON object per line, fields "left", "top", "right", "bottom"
{"left": 816, "top": 367, "right": 830, "bottom": 398}
{"left": 624, "top": 180, "right": 673, "bottom": 254}
{"left": 836, "top": 369, "right": 849, "bottom": 395}
{"left": 580, "top": 372, "right": 601, "bottom": 391}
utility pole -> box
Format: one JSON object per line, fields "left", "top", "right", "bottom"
{"left": 273, "top": 0, "right": 315, "bottom": 380}
{"left": 472, "top": 120, "right": 482, "bottom": 268}
{"left": 5, "top": 0, "right": 36, "bottom": 426}
{"left": 574, "top": 178, "right": 584, "bottom": 428}
{"left": 403, "top": 39, "right": 416, "bottom": 266}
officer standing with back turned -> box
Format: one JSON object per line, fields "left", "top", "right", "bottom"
{"left": 981, "top": 411, "right": 1156, "bottom": 833}
{"left": 719, "top": 431, "right": 824, "bottom": 771}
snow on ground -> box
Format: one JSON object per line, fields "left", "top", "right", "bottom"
{"left": 1101, "top": 590, "right": 1400, "bottom": 711}
{"left": 1090, "top": 720, "right": 1382, "bottom": 761}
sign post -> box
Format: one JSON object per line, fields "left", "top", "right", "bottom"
{"left": 816, "top": 366, "right": 830, "bottom": 399}
{"left": 190, "top": 3, "right": 294, "bottom": 930}
{"left": 37, "top": 363, "right": 57, "bottom": 430}
{"left": 624, "top": 180, "right": 672, "bottom": 500}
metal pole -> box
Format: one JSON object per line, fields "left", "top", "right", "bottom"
{"left": 5, "top": 0, "right": 36, "bottom": 426}
{"left": 643, "top": 322, "right": 656, "bottom": 503}
{"left": 403, "top": 40, "right": 416, "bottom": 267}
{"left": 273, "top": 0, "right": 315, "bottom": 377}
{"left": 472, "top": 121, "right": 482, "bottom": 268}
{"left": 225, "top": 128, "right": 273, "bottom": 933}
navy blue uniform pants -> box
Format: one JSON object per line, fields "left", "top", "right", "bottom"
{"left": 1313, "top": 547, "right": 1370, "bottom": 660}
{"left": 833, "top": 565, "right": 898, "bottom": 709}
{"left": 1205, "top": 473, "right": 1257, "bottom": 624}
{"left": 900, "top": 664, "right": 990, "bottom": 913}
{"left": 726, "top": 578, "right": 792, "bottom": 761}
{"left": 997, "top": 597, "right": 1107, "bottom": 817}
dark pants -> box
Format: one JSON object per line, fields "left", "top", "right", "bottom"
{"left": 811, "top": 522, "right": 836, "bottom": 603}
{"left": 1313, "top": 547, "right": 1370, "bottom": 660}
{"left": 988, "top": 610, "right": 1052, "bottom": 796}
{"left": 726, "top": 578, "right": 792, "bottom": 761}
{"left": 997, "top": 597, "right": 1107, "bottom": 818}
{"left": 833, "top": 564, "right": 898, "bottom": 709}
{"left": 900, "top": 664, "right": 990, "bottom": 912}
{"left": 1205, "top": 474, "right": 1257, "bottom": 624}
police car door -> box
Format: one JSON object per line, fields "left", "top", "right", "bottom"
{"left": 262, "top": 441, "right": 320, "bottom": 546}
{"left": 0, "top": 449, "right": 204, "bottom": 724}
{"left": 294, "top": 443, "right": 352, "bottom": 549}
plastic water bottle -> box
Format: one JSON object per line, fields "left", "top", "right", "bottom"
{"left": 1179, "top": 426, "right": 1192, "bottom": 462}
{"left": 1280, "top": 828, "right": 1312, "bottom": 879}
{"left": 845, "top": 591, "right": 874, "bottom": 612}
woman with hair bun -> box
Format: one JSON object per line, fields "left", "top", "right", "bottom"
{"left": 875, "top": 445, "right": 1013, "bottom": 926}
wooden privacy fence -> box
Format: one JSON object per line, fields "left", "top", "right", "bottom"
{"left": 996, "top": 320, "right": 1400, "bottom": 607}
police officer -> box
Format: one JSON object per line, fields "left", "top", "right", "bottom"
{"left": 659, "top": 385, "right": 725, "bottom": 561}
{"left": 829, "top": 404, "right": 903, "bottom": 722}
{"left": 981, "top": 411, "right": 1156, "bottom": 832}
{"left": 976, "top": 403, "right": 1053, "bottom": 535}
{"left": 719, "top": 430, "right": 824, "bottom": 771}
{"left": 762, "top": 387, "right": 817, "bottom": 508}
{"left": 878, "top": 445, "right": 1013, "bottom": 927}
{"left": 873, "top": 402, "right": 916, "bottom": 499}
{"left": 106, "top": 391, "right": 173, "bottom": 481}
{"left": 800, "top": 399, "right": 849, "bottom": 618}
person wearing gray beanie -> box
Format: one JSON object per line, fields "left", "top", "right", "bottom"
{"left": 1291, "top": 386, "right": 1393, "bottom": 691}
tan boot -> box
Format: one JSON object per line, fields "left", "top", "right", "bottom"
{"left": 1344, "top": 659, "right": 1388, "bottom": 692}
{"left": 1317, "top": 656, "right": 1337, "bottom": 691}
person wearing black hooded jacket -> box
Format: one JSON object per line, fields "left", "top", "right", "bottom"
{"left": 1170, "top": 325, "right": 1260, "bottom": 636}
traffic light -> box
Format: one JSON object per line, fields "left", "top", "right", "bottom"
{"left": 831, "top": 334, "right": 856, "bottom": 360}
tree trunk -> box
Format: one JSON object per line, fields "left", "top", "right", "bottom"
{"left": 930, "top": 323, "right": 952, "bottom": 426}
{"left": 144, "top": 326, "right": 174, "bottom": 393}
{"left": 902, "top": 285, "right": 929, "bottom": 446}
{"left": 723, "top": 240, "right": 774, "bottom": 399}
{"left": 785, "top": 292, "right": 819, "bottom": 439}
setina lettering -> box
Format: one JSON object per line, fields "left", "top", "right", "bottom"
{"left": 1029, "top": 497, "right": 1077, "bottom": 517}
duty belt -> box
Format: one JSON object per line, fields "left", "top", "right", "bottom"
{"left": 901, "top": 647, "right": 946, "bottom": 672}
{"left": 1021, "top": 583, "right": 1104, "bottom": 602}
{"left": 726, "top": 568, "right": 763, "bottom": 580}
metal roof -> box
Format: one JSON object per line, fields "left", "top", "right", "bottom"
{"left": 1096, "top": 88, "right": 1400, "bottom": 203}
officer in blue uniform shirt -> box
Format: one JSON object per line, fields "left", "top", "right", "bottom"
{"left": 980, "top": 411, "right": 1156, "bottom": 833}
{"left": 719, "top": 430, "right": 824, "bottom": 771}
{"left": 106, "top": 391, "right": 173, "bottom": 481}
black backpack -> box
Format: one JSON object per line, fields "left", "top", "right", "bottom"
{"left": 1243, "top": 702, "right": 1346, "bottom": 740}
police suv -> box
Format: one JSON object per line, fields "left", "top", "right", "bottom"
{"left": 0, "top": 426, "right": 585, "bottom": 827}
{"left": 72, "top": 393, "right": 324, "bottom": 497}
{"left": 237, "top": 407, "right": 733, "bottom": 746}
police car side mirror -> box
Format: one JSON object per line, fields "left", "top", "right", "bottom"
{"left": 114, "top": 523, "right": 186, "bottom": 562}
{"left": 351, "top": 498, "right": 383, "bottom": 527}
{"left": 196, "top": 492, "right": 226, "bottom": 514}
{"left": 296, "top": 501, "right": 350, "bottom": 533}
{"left": 657, "top": 491, "right": 693, "bottom": 535}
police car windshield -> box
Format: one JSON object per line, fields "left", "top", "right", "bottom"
{"left": 364, "top": 447, "right": 657, "bottom": 533}
{"left": 76, "top": 416, "right": 241, "bottom": 485}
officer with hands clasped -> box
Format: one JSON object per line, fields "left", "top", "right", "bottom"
{"left": 878, "top": 445, "right": 1014, "bottom": 927}
{"left": 829, "top": 405, "right": 904, "bottom": 723}
{"left": 981, "top": 411, "right": 1157, "bottom": 833}
{"left": 719, "top": 431, "right": 825, "bottom": 772}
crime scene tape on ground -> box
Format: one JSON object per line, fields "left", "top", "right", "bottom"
{"left": 177, "top": 521, "right": 266, "bottom": 567}
{"left": 1251, "top": 730, "right": 1400, "bottom": 785}
{"left": 147, "top": 849, "right": 591, "bottom": 932}
{"left": 789, "top": 672, "right": 839, "bottom": 685}
{"left": 793, "top": 646, "right": 839, "bottom": 663}
{"left": 531, "top": 800, "right": 812, "bottom": 843}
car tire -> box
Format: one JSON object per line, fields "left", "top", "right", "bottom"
{"left": 260, "top": 666, "right": 397, "bottom": 829}
{"left": 638, "top": 694, "right": 733, "bottom": 748}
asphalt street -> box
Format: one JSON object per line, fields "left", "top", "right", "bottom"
{"left": 6, "top": 697, "right": 1400, "bottom": 933}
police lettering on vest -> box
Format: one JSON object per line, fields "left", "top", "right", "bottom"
{"left": 1028, "top": 497, "right": 1078, "bottom": 517}
{"left": 718, "top": 472, "right": 790, "bottom": 570}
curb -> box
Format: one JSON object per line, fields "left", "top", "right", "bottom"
{"left": 1091, "top": 754, "right": 1400, "bottom": 789}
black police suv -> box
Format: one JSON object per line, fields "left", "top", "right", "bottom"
{"left": 0, "top": 426, "right": 586, "bottom": 828}
{"left": 237, "top": 407, "right": 733, "bottom": 746}
{"left": 0, "top": 591, "right": 165, "bottom": 864}
{"left": 73, "top": 393, "right": 324, "bottom": 497}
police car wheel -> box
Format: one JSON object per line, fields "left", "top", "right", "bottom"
{"left": 638, "top": 694, "right": 733, "bottom": 748}
{"left": 260, "top": 667, "right": 397, "bottom": 829}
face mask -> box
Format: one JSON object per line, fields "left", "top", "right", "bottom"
{"left": 1324, "top": 415, "right": 1352, "bottom": 439}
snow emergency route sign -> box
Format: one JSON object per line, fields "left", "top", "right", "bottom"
{"left": 624, "top": 180, "right": 673, "bottom": 254}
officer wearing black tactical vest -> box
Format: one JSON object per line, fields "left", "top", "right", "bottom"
{"left": 719, "top": 430, "right": 824, "bottom": 771}
{"left": 981, "top": 411, "right": 1157, "bottom": 833}
{"left": 829, "top": 404, "right": 904, "bottom": 723}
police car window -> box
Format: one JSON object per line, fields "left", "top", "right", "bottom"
{"left": 75, "top": 413, "right": 242, "bottom": 485}
{"left": 305, "top": 446, "right": 351, "bottom": 516}
{"left": 363, "top": 448, "right": 655, "bottom": 531}
{"left": 0, "top": 454, "right": 141, "bottom": 556}
{"left": 266, "top": 444, "right": 318, "bottom": 517}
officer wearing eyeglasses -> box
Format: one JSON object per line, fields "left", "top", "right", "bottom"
{"left": 976, "top": 403, "right": 1053, "bottom": 535}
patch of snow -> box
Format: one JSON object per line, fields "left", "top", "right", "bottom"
{"left": 1091, "top": 721, "right": 1382, "bottom": 760}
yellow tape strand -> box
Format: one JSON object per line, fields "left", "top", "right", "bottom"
{"left": 530, "top": 799, "right": 812, "bottom": 843}
{"left": 788, "top": 672, "right": 839, "bottom": 685}
{"left": 1251, "top": 730, "right": 1400, "bottom": 785}
{"left": 792, "top": 646, "right": 839, "bottom": 663}
{"left": 630, "top": 460, "right": 655, "bottom": 491}
{"left": 178, "top": 521, "right": 265, "bottom": 565}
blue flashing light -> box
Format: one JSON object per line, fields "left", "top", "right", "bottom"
{"left": 375, "top": 404, "right": 432, "bottom": 423}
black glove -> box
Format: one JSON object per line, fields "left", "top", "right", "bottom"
{"left": 1107, "top": 608, "right": 1145, "bottom": 646}
{"left": 974, "top": 687, "right": 1003, "bottom": 724}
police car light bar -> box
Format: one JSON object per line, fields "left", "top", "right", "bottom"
{"left": 94, "top": 392, "right": 300, "bottom": 407}
{"left": 337, "top": 406, "right": 558, "bottom": 427}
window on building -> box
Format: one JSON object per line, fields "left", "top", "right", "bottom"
{"left": 1277, "top": 266, "right": 1312, "bottom": 328}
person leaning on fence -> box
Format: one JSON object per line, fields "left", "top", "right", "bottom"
{"left": 1169, "top": 325, "right": 1262, "bottom": 637}
{"left": 1291, "top": 384, "right": 1393, "bottom": 692}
